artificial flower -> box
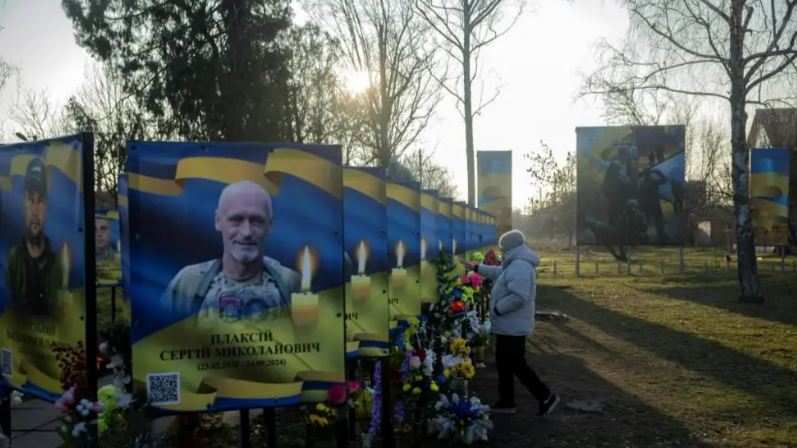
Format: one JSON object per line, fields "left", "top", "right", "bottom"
{"left": 327, "top": 384, "right": 348, "bottom": 405}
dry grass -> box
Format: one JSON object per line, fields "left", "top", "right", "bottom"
{"left": 469, "top": 265, "right": 797, "bottom": 447}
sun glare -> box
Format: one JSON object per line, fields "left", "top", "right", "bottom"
{"left": 344, "top": 70, "right": 371, "bottom": 94}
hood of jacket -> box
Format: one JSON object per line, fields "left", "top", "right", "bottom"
{"left": 502, "top": 244, "right": 540, "bottom": 268}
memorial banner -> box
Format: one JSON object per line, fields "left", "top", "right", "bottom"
{"left": 452, "top": 201, "right": 466, "bottom": 275}
{"left": 387, "top": 181, "right": 421, "bottom": 319}
{"left": 420, "top": 189, "right": 439, "bottom": 304}
{"left": 343, "top": 167, "right": 389, "bottom": 358}
{"left": 0, "top": 134, "right": 95, "bottom": 402}
{"left": 750, "top": 148, "right": 791, "bottom": 246}
{"left": 576, "top": 125, "right": 686, "bottom": 246}
{"left": 95, "top": 209, "right": 121, "bottom": 284}
{"left": 477, "top": 151, "right": 513, "bottom": 236}
{"left": 118, "top": 174, "right": 131, "bottom": 321}
{"left": 128, "top": 142, "right": 345, "bottom": 411}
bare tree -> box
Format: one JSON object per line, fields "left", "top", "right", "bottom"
{"left": 6, "top": 87, "right": 73, "bottom": 140}
{"left": 525, "top": 142, "right": 577, "bottom": 246}
{"left": 414, "top": 0, "right": 523, "bottom": 206}
{"left": 582, "top": 0, "right": 797, "bottom": 303}
{"left": 306, "top": 0, "right": 443, "bottom": 167}
{"left": 65, "top": 62, "right": 151, "bottom": 195}
{"left": 402, "top": 148, "right": 461, "bottom": 197}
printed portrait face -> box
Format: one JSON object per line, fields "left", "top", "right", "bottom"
{"left": 24, "top": 188, "right": 48, "bottom": 244}
{"left": 215, "top": 181, "right": 274, "bottom": 264}
{"left": 95, "top": 217, "right": 111, "bottom": 252}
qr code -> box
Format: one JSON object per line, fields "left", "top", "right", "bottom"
{"left": 1, "top": 348, "right": 12, "bottom": 376}
{"left": 146, "top": 373, "right": 181, "bottom": 405}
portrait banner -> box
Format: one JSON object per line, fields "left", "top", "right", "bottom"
{"left": 452, "top": 202, "right": 467, "bottom": 275}
{"left": 420, "top": 190, "right": 439, "bottom": 304}
{"left": 0, "top": 134, "right": 97, "bottom": 402}
{"left": 118, "top": 174, "right": 131, "bottom": 323}
{"left": 343, "top": 167, "right": 389, "bottom": 358}
{"left": 387, "top": 181, "right": 421, "bottom": 320}
{"left": 751, "top": 148, "right": 791, "bottom": 246}
{"left": 477, "top": 151, "right": 513, "bottom": 236}
{"left": 475, "top": 210, "right": 485, "bottom": 253}
{"left": 95, "top": 209, "right": 121, "bottom": 285}
{"left": 576, "top": 125, "right": 686, "bottom": 246}
{"left": 128, "top": 142, "right": 345, "bottom": 412}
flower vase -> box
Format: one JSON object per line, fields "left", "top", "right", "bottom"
{"left": 474, "top": 346, "right": 486, "bottom": 368}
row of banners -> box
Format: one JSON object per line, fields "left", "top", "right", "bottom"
{"left": 0, "top": 135, "right": 503, "bottom": 413}
{"left": 576, "top": 125, "right": 793, "bottom": 247}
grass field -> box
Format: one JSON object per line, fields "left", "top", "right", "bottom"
{"left": 470, "top": 259, "right": 797, "bottom": 448}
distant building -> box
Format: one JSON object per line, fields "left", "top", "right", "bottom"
{"left": 692, "top": 208, "right": 735, "bottom": 250}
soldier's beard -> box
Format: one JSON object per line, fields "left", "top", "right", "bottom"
{"left": 26, "top": 225, "right": 43, "bottom": 246}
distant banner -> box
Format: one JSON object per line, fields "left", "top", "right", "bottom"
{"left": 128, "top": 142, "right": 345, "bottom": 412}
{"left": 750, "top": 148, "right": 791, "bottom": 246}
{"left": 0, "top": 135, "right": 93, "bottom": 402}
{"left": 343, "top": 167, "right": 389, "bottom": 358}
{"left": 477, "top": 151, "right": 512, "bottom": 237}
{"left": 576, "top": 125, "right": 686, "bottom": 246}
{"left": 387, "top": 182, "right": 421, "bottom": 319}
{"left": 95, "top": 209, "right": 121, "bottom": 284}
{"left": 420, "top": 190, "right": 439, "bottom": 304}
{"left": 452, "top": 202, "right": 466, "bottom": 275}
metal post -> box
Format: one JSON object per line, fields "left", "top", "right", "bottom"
{"left": 726, "top": 258, "right": 730, "bottom": 272}
{"left": 264, "top": 408, "right": 277, "bottom": 448}
{"left": 0, "top": 390, "right": 10, "bottom": 439}
{"left": 575, "top": 246, "right": 581, "bottom": 277}
{"left": 553, "top": 260, "right": 557, "bottom": 277}
{"left": 703, "top": 261, "right": 709, "bottom": 276}
{"left": 617, "top": 260, "right": 621, "bottom": 274}
{"left": 240, "top": 409, "right": 251, "bottom": 448}
{"left": 111, "top": 286, "right": 117, "bottom": 324}
{"left": 595, "top": 261, "right": 599, "bottom": 274}
{"left": 679, "top": 247, "right": 685, "bottom": 274}
{"left": 638, "top": 261, "right": 643, "bottom": 273}
{"left": 381, "top": 360, "right": 394, "bottom": 448}
{"left": 660, "top": 259, "right": 664, "bottom": 274}
{"left": 781, "top": 248, "right": 786, "bottom": 272}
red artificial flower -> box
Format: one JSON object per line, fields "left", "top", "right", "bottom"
{"left": 449, "top": 301, "right": 465, "bottom": 314}
{"left": 415, "top": 349, "right": 427, "bottom": 362}
{"left": 327, "top": 384, "right": 348, "bottom": 405}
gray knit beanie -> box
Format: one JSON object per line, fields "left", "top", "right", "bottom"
{"left": 499, "top": 229, "right": 526, "bottom": 251}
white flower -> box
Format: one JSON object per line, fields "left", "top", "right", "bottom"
{"left": 115, "top": 392, "right": 134, "bottom": 408}
{"left": 99, "top": 342, "right": 109, "bottom": 354}
{"left": 81, "top": 409, "right": 90, "bottom": 417}
{"left": 76, "top": 404, "right": 85, "bottom": 413}
{"left": 72, "top": 422, "right": 86, "bottom": 437}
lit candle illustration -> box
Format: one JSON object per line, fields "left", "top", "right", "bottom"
{"left": 438, "top": 239, "right": 444, "bottom": 252}
{"left": 291, "top": 246, "right": 319, "bottom": 327}
{"left": 350, "top": 241, "right": 371, "bottom": 302}
{"left": 391, "top": 240, "right": 407, "bottom": 289}
{"left": 420, "top": 237, "right": 427, "bottom": 261}
{"left": 452, "top": 238, "right": 458, "bottom": 255}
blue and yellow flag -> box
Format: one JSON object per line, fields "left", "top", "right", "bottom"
{"left": 477, "top": 151, "right": 513, "bottom": 237}
{"left": 343, "top": 167, "right": 389, "bottom": 358}
{"left": 387, "top": 181, "right": 421, "bottom": 319}
{"left": 750, "top": 148, "right": 791, "bottom": 246}
{"left": 420, "top": 189, "right": 439, "bottom": 304}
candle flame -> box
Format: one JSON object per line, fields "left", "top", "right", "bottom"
{"left": 357, "top": 241, "right": 367, "bottom": 274}
{"left": 396, "top": 240, "right": 405, "bottom": 268}
{"left": 452, "top": 238, "right": 457, "bottom": 255}
{"left": 300, "top": 246, "right": 312, "bottom": 291}
{"left": 421, "top": 238, "right": 427, "bottom": 261}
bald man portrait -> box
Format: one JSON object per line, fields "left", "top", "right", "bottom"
{"left": 159, "top": 181, "right": 302, "bottom": 320}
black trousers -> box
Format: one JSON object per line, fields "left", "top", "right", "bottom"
{"left": 495, "top": 334, "right": 551, "bottom": 405}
